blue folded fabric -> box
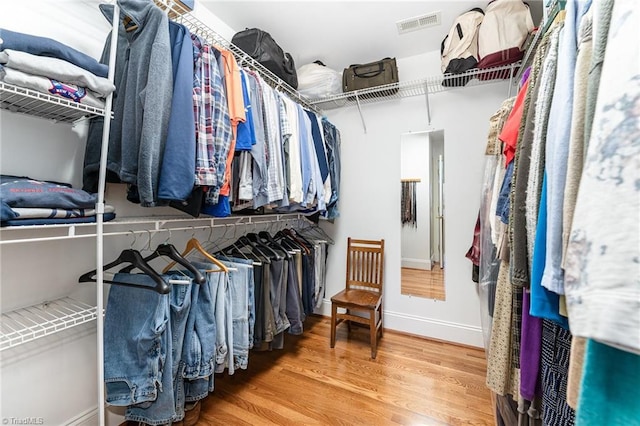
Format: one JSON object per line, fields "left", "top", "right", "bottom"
{"left": 1, "top": 201, "right": 18, "bottom": 221}
{"left": 0, "top": 28, "right": 108, "bottom": 78}
{"left": 1, "top": 175, "right": 97, "bottom": 209}
{"left": 1, "top": 212, "right": 116, "bottom": 227}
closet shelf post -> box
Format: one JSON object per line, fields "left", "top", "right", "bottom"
{"left": 95, "top": 3, "right": 121, "bottom": 425}
{"left": 355, "top": 92, "right": 367, "bottom": 134}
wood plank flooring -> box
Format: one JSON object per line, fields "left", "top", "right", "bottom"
{"left": 197, "top": 315, "right": 493, "bottom": 425}
{"left": 401, "top": 265, "right": 446, "bottom": 301}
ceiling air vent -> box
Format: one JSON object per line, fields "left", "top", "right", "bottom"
{"left": 396, "top": 11, "right": 441, "bottom": 35}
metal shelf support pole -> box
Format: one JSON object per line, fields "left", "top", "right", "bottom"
{"left": 96, "top": 5, "right": 120, "bottom": 424}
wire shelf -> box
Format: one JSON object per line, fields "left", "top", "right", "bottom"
{"left": 0, "top": 212, "right": 309, "bottom": 245}
{"left": 0, "top": 82, "right": 106, "bottom": 123}
{"left": 0, "top": 297, "right": 97, "bottom": 351}
{"left": 154, "top": 0, "right": 323, "bottom": 115}
{"left": 309, "top": 62, "right": 521, "bottom": 110}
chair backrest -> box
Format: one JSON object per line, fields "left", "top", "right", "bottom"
{"left": 345, "top": 238, "right": 385, "bottom": 294}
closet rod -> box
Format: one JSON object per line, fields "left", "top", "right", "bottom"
{"left": 0, "top": 218, "right": 305, "bottom": 245}
{"left": 154, "top": 0, "right": 323, "bottom": 116}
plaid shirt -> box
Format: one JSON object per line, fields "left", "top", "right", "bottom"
{"left": 192, "top": 35, "right": 232, "bottom": 203}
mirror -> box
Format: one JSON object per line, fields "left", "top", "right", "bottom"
{"left": 400, "top": 130, "right": 445, "bottom": 300}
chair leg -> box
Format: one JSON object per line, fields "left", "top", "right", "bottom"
{"left": 369, "top": 309, "right": 377, "bottom": 359}
{"left": 379, "top": 304, "right": 384, "bottom": 338}
{"left": 330, "top": 303, "right": 337, "bottom": 348}
{"left": 346, "top": 309, "right": 351, "bottom": 332}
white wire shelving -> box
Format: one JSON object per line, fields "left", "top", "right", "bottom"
{"left": 0, "top": 81, "right": 106, "bottom": 123}
{"left": 154, "top": 0, "right": 323, "bottom": 115}
{"left": 0, "top": 297, "right": 97, "bottom": 352}
{"left": 0, "top": 213, "right": 309, "bottom": 245}
{"left": 308, "top": 62, "right": 522, "bottom": 110}
{"left": 0, "top": 212, "right": 307, "bottom": 353}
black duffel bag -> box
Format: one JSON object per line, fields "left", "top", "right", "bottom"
{"left": 231, "top": 28, "right": 298, "bottom": 89}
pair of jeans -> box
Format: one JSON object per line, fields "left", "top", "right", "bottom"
{"left": 220, "top": 257, "right": 255, "bottom": 371}
{"left": 104, "top": 274, "right": 169, "bottom": 407}
{"left": 182, "top": 267, "right": 217, "bottom": 403}
{"left": 126, "top": 273, "right": 193, "bottom": 425}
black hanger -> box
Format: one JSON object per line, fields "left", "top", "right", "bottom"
{"left": 257, "top": 231, "right": 291, "bottom": 260}
{"left": 285, "top": 228, "right": 315, "bottom": 248}
{"left": 246, "top": 233, "right": 285, "bottom": 260}
{"left": 119, "top": 243, "right": 206, "bottom": 284}
{"left": 217, "top": 241, "right": 270, "bottom": 265}
{"left": 78, "top": 249, "right": 171, "bottom": 294}
{"left": 234, "top": 235, "right": 271, "bottom": 259}
{"left": 275, "top": 230, "right": 311, "bottom": 255}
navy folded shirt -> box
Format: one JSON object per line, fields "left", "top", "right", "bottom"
{"left": 1, "top": 175, "right": 97, "bottom": 209}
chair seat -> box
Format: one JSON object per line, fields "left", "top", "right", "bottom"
{"left": 331, "top": 289, "right": 381, "bottom": 309}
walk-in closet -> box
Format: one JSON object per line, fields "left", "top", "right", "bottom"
{"left": 1, "top": 0, "right": 637, "bottom": 425}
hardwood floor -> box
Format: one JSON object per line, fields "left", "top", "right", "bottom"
{"left": 401, "top": 265, "right": 446, "bottom": 301}
{"left": 197, "top": 315, "right": 493, "bottom": 425}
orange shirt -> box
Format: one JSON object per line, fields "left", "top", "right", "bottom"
{"left": 499, "top": 78, "right": 529, "bottom": 166}
{"left": 219, "top": 49, "right": 246, "bottom": 196}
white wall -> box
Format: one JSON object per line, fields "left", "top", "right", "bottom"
{"left": 318, "top": 50, "right": 510, "bottom": 347}
{"left": 400, "top": 132, "right": 431, "bottom": 270}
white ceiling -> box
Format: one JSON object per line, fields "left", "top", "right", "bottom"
{"left": 202, "top": 1, "right": 543, "bottom": 73}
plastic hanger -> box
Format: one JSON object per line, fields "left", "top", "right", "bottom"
{"left": 217, "top": 238, "right": 267, "bottom": 265}
{"left": 257, "top": 231, "right": 293, "bottom": 259}
{"left": 162, "top": 237, "right": 228, "bottom": 274}
{"left": 276, "top": 229, "right": 311, "bottom": 255}
{"left": 246, "top": 233, "right": 285, "bottom": 260}
{"left": 119, "top": 243, "right": 206, "bottom": 284}
{"left": 78, "top": 249, "right": 171, "bottom": 294}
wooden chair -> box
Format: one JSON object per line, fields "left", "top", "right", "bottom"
{"left": 330, "top": 238, "right": 385, "bottom": 359}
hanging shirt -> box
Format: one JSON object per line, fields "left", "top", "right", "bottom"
{"left": 158, "top": 22, "right": 196, "bottom": 202}
{"left": 218, "top": 49, "right": 246, "bottom": 198}
{"left": 564, "top": 0, "right": 640, "bottom": 355}
{"left": 260, "top": 79, "right": 285, "bottom": 204}
{"left": 296, "top": 104, "right": 314, "bottom": 207}
{"left": 282, "top": 96, "right": 303, "bottom": 203}
{"left": 541, "top": 0, "right": 593, "bottom": 296}
{"left": 499, "top": 78, "right": 530, "bottom": 166}
{"left": 245, "top": 71, "right": 269, "bottom": 208}
{"left": 193, "top": 37, "right": 232, "bottom": 194}
{"left": 235, "top": 69, "right": 256, "bottom": 151}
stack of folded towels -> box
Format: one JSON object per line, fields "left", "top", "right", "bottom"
{"left": 1, "top": 175, "right": 116, "bottom": 227}
{"left": 0, "top": 28, "right": 114, "bottom": 108}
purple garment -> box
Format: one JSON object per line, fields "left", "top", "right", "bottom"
{"left": 520, "top": 66, "right": 532, "bottom": 87}
{"left": 520, "top": 289, "right": 542, "bottom": 400}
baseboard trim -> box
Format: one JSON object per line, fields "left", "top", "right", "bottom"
{"left": 401, "top": 258, "right": 432, "bottom": 270}
{"left": 316, "top": 300, "right": 484, "bottom": 348}
{"left": 64, "top": 407, "right": 97, "bottom": 426}
{"left": 384, "top": 309, "right": 484, "bottom": 348}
